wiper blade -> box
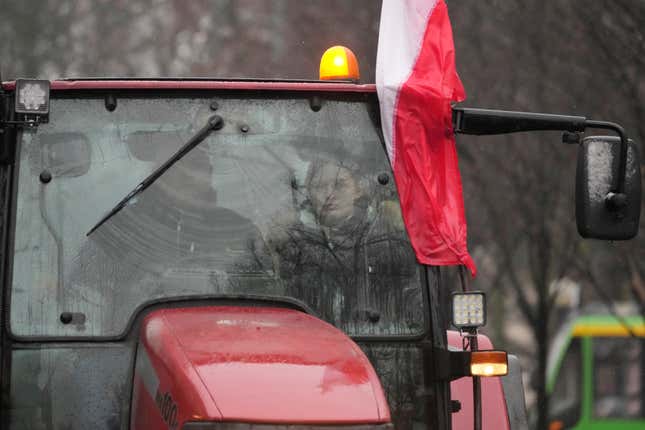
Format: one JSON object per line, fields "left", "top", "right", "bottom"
{"left": 87, "top": 115, "right": 224, "bottom": 236}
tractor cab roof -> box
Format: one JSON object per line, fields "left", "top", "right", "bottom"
{"left": 2, "top": 78, "right": 377, "bottom": 93}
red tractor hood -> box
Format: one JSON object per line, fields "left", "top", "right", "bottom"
{"left": 131, "top": 306, "right": 390, "bottom": 428}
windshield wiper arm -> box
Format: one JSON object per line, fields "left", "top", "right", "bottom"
{"left": 87, "top": 115, "right": 224, "bottom": 236}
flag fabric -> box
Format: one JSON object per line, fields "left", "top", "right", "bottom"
{"left": 376, "top": 0, "right": 476, "bottom": 275}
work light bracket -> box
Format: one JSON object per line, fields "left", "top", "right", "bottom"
{"left": 430, "top": 346, "right": 472, "bottom": 381}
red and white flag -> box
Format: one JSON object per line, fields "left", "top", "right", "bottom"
{"left": 376, "top": 0, "right": 476, "bottom": 275}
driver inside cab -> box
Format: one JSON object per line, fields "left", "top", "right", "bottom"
{"left": 269, "top": 158, "right": 418, "bottom": 332}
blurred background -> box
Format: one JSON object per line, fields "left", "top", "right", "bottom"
{"left": 1, "top": 0, "right": 643, "bottom": 428}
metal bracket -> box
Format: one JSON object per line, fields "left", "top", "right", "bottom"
{"left": 562, "top": 131, "right": 581, "bottom": 145}
{"left": 0, "top": 118, "right": 46, "bottom": 128}
{"left": 426, "top": 345, "right": 472, "bottom": 381}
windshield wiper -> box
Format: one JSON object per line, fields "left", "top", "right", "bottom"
{"left": 87, "top": 115, "right": 224, "bottom": 236}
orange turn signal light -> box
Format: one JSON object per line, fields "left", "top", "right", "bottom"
{"left": 319, "top": 46, "right": 360, "bottom": 81}
{"left": 470, "top": 351, "right": 508, "bottom": 377}
{"left": 548, "top": 420, "right": 564, "bottom": 430}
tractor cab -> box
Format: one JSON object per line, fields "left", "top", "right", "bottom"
{"left": 0, "top": 77, "right": 517, "bottom": 430}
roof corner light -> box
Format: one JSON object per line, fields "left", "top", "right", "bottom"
{"left": 452, "top": 291, "right": 486, "bottom": 329}
{"left": 319, "top": 45, "right": 360, "bottom": 81}
{"left": 15, "top": 79, "right": 50, "bottom": 123}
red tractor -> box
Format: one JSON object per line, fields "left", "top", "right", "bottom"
{"left": 0, "top": 49, "right": 639, "bottom": 429}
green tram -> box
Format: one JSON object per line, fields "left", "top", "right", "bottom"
{"left": 546, "top": 312, "right": 645, "bottom": 430}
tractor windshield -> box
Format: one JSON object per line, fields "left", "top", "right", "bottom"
{"left": 11, "top": 93, "right": 425, "bottom": 338}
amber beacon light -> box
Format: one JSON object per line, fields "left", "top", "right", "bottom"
{"left": 319, "top": 46, "right": 360, "bottom": 81}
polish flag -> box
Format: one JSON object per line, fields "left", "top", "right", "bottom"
{"left": 376, "top": 0, "right": 476, "bottom": 275}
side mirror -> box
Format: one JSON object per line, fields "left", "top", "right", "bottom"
{"left": 576, "top": 136, "right": 641, "bottom": 240}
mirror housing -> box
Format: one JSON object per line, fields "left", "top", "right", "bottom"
{"left": 576, "top": 136, "right": 641, "bottom": 240}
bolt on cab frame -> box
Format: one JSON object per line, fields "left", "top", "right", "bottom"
{"left": 0, "top": 76, "right": 640, "bottom": 430}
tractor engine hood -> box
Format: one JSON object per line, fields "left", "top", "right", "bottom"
{"left": 131, "top": 306, "right": 390, "bottom": 429}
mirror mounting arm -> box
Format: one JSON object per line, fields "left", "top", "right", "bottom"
{"left": 452, "top": 107, "right": 629, "bottom": 204}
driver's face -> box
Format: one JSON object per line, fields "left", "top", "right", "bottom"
{"left": 307, "top": 162, "right": 361, "bottom": 226}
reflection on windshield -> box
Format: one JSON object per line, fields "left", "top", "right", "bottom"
{"left": 83, "top": 139, "right": 276, "bottom": 293}
{"left": 12, "top": 96, "right": 424, "bottom": 338}
{"left": 86, "top": 114, "right": 224, "bottom": 236}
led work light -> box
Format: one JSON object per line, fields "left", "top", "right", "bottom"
{"left": 452, "top": 291, "right": 486, "bottom": 329}
{"left": 15, "top": 79, "right": 50, "bottom": 119}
